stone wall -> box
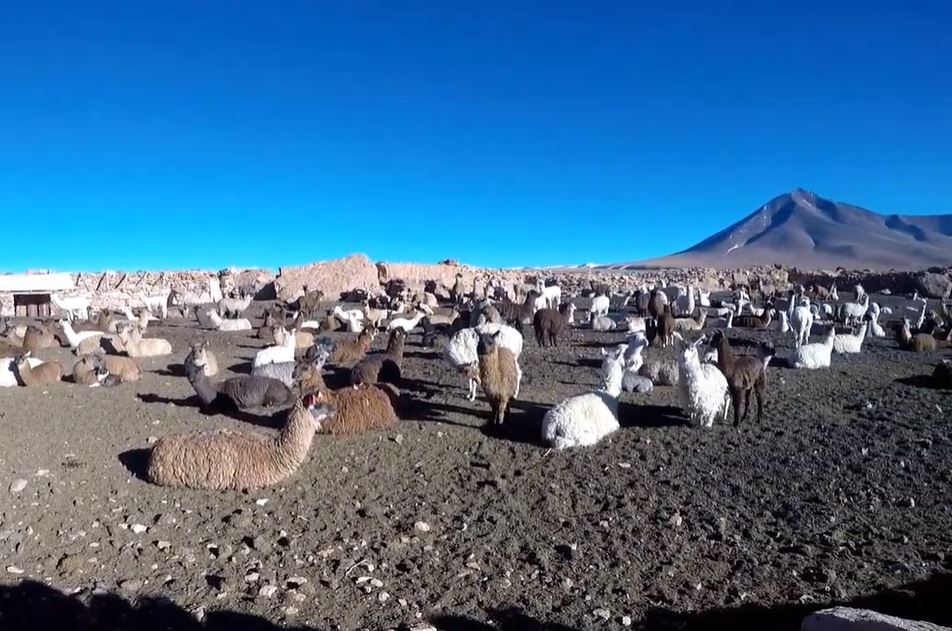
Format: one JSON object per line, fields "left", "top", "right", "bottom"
{"left": 0, "top": 268, "right": 275, "bottom": 316}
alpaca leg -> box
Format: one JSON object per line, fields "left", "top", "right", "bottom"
{"left": 467, "top": 378, "right": 477, "bottom": 401}
{"left": 730, "top": 386, "right": 741, "bottom": 426}
{"left": 754, "top": 380, "right": 765, "bottom": 423}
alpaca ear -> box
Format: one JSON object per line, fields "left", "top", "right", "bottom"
{"left": 600, "top": 347, "right": 608, "bottom": 356}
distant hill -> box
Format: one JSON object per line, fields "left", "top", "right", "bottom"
{"left": 613, "top": 189, "right": 952, "bottom": 270}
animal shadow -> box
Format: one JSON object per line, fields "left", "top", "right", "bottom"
{"left": 135, "top": 393, "right": 280, "bottom": 428}
{"left": 478, "top": 399, "right": 548, "bottom": 446}
{"left": 227, "top": 361, "right": 252, "bottom": 374}
{"left": 619, "top": 402, "right": 685, "bottom": 428}
{"left": 895, "top": 375, "right": 947, "bottom": 390}
{"left": 154, "top": 362, "right": 186, "bottom": 377}
{"left": 118, "top": 448, "right": 151, "bottom": 481}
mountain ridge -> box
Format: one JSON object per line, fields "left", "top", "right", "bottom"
{"left": 614, "top": 189, "right": 952, "bottom": 270}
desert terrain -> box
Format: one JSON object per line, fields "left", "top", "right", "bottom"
{"left": 1, "top": 290, "right": 951, "bottom": 631}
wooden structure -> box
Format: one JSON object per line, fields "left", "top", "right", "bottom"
{"left": 0, "top": 273, "right": 75, "bottom": 318}
{"left": 13, "top": 293, "right": 52, "bottom": 318}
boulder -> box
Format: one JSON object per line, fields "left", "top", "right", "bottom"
{"left": 802, "top": 607, "right": 950, "bottom": 631}
{"left": 273, "top": 254, "right": 380, "bottom": 302}
{"left": 914, "top": 272, "right": 952, "bottom": 299}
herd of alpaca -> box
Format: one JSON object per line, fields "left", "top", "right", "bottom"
{"left": 2, "top": 277, "right": 950, "bottom": 492}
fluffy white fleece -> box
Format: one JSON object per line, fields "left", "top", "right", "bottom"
{"left": 444, "top": 324, "right": 524, "bottom": 400}
{"left": 676, "top": 339, "right": 730, "bottom": 428}
{"left": 790, "top": 328, "right": 835, "bottom": 369}
{"left": 541, "top": 346, "right": 626, "bottom": 449}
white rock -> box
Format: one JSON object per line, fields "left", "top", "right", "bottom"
{"left": 258, "top": 585, "right": 278, "bottom": 598}
{"left": 131, "top": 524, "right": 148, "bottom": 534}
{"left": 802, "top": 607, "right": 950, "bottom": 631}
{"left": 414, "top": 521, "right": 431, "bottom": 533}
{"left": 6, "top": 566, "right": 24, "bottom": 575}
{"left": 9, "top": 479, "right": 27, "bottom": 493}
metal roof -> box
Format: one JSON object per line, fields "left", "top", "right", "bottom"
{"left": 0, "top": 273, "right": 75, "bottom": 293}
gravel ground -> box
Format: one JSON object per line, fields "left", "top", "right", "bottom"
{"left": 1, "top": 294, "right": 951, "bottom": 631}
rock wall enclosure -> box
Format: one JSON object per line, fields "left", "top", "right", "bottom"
{"left": 2, "top": 254, "right": 949, "bottom": 317}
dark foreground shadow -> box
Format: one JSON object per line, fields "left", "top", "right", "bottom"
{"left": 0, "top": 579, "right": 319, "bottom": 631}
{"left": 1, "top": 567, "right": 952, "bottom": 631}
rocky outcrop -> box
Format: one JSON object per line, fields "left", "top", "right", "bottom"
{"left": 914, "top": 272, "right": 952, "bottom": 299}
{"left": 273, "top": 254, "right": 379, "bottom": 302}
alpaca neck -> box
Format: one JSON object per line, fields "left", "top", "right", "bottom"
{"left": 599, "top": 365, "right": 623, "bottom": 398}
{"left": 188, "top": 370, "right": 218, "bottom": 405}
{"left": 274, "top": 402, "right": 315, "bottom": 470}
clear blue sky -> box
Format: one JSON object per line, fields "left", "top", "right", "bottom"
{"left": 2, "top": 1, "right": 950, "bottom": 272}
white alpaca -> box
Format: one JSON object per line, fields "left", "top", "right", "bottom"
{"left": 590, "top": 295, "right": 610, "bottom": 317}
{"left": 253, "top": 327, "right": 296, "bottom": 368}
{"left": 839, "top": 294, "right": 869, "bottom": 325}
{"left": 51, "top": 294, "right": 90, "bottom": 321}
{"left": 789, "top": 327, "right": 835, "bottom": 369}
{"left": 537, "top": 282, "right": 562, "bottom": 309}
{"left": 541, "top": 345, "right": 627, "bottom": 449}
{"left": 208, "top": 310, "right": 253, "bottom": 332}
{"left": 867, "top": 312, "right": 886, "bottom": 338}
{"left": 388, "top": 311, "right": 425, "bottom": 332}
{"left": 675, "top": 335, "right": 730, "bottom": 428}
{"left": 790, "top": 296, "right": 814, "bottom": 348}
{"left": 590, "top": 315, "right": 617, "bottom": 331}
{"left": 621, "top": 333, "right": 649, "bottom": 391}
{"left": 833, "top": 322, "right": 868, "bottom": 354}
{"left": 139, "top": 289, "right": 171, "bottom": 319}
{"left": 854, "top": 284, "right": 867, "bottom": 302}
{"left": 673, "top": 285, "right": 695, "bottom": 317}
{"left": 332, "top": 305, "right": 365, "bottom": 324}
{"left": 0, "top": 356, "right": 43, "bottom": 387}
{"left": 59, "top": 319, "right": 104, "bottom": 348}
{"left": 444, "top": 324, "right": 524, "bottom": 400}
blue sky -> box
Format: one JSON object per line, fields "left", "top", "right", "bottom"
{"left": 1, "top": 1, "right": 950, "bottom": 272}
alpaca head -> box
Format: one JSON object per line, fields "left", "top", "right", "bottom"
{"left": 305, "top": 341, "right": 332, "bottom": 368}
{"left": 302, "top": 392, "right": 338, "bottom": 432}
{"left": 674, "top": 333, "right": 705, "bottom": 367}
{"left": 598, "top": 344, "right": 627, "bottom": 393}
{"left": 476, "top": 331, "right": 502, "bottom": 357}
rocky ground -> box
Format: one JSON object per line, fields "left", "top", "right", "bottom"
{"left": 1, "top": 295, "right": 951, "bottom": 631}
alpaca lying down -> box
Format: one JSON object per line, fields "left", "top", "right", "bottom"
{"left": 146, "top": 398, "right": 336, "bottom": 490}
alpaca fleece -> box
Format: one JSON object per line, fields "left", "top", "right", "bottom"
{"left": 147, "top": 399, "right": 316, "bottom": 490}
{"left": 17, "top": 359, "right": 63, "bottom": 386}
{"left": 350, "top": 329, "right": 406, "bottom": 386}
{"left": 22, "top": 326, "right": 55, "bottom": 353}
{"left": 253, "top": 361, "right": 296, "bottom": 389}
{"left": 101, "top": 355, "right": 141, "bottom": 382}
{"left": 317, "top": 385, "right": 397, "bottom": 434}
{"left": 532, "top": 307, "right": 572, "bottom": 347}
{"left": 476, "top": 337, "right": 519, "bottom": 426}
{"left": 219, "top": 375, "right": 292, "bottom": 409}
{"left": 328, "top": 330, "right": 373, "bottom": 366}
